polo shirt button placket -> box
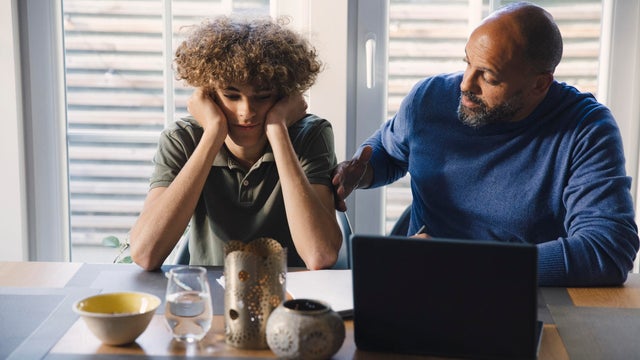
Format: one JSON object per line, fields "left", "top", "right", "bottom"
{"left": 239, "top": 178, "right": 251, "bottom": 203}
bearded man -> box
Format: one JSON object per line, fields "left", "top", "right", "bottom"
{"left": 332, "top": 2, "right": 638, "bottom": 287}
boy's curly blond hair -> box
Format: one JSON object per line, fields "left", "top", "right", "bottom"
{"left": 174, "top": 15, "right": 322, "bottom": 96}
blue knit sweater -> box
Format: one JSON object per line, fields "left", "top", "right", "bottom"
{"left": 364, "top": 72, "right": 638, "bottom": 286}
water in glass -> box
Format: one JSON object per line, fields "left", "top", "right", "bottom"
{"left": 165, "top": 266, "right": 212, "bottom": 342}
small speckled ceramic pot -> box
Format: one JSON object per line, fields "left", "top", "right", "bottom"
{"left": 266, "top": 299, "right": 345, "bottom": 360}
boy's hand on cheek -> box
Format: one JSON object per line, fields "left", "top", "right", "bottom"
{"left": 187, "top": 88, "right": 228, "bottom": 136}
{"left": 266, "top": 93, "right": 308, "bottom": 128}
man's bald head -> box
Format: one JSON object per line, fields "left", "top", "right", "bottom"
{"left": 481, "top": 2, "right": 563, "bottom": 74}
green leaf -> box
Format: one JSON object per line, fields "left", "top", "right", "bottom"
{"left": 102, "top": 236, "right": 121, "bottom": 248}
{"left": 119, "top": 256, "right": 133, "bottom": 264}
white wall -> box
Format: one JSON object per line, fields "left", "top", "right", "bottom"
{"left": 272, "top": 0, "right": 350, "bottom": 162}
{"left": 0, "top": 0, "right": 28, "bottom": 261}
{"left": 307, "top": 1, "right": 350, "bottom": 163}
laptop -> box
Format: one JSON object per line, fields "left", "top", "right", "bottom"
{"left": 351, "top": 234, "right": 542, "bottom": 359}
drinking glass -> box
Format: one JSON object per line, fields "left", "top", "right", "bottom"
{"left": 165, "top": 266, "right": 213, "bottom": 342}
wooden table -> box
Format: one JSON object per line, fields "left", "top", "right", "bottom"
{"left": 2, "top": 261, "right": 640, "bottom": 359}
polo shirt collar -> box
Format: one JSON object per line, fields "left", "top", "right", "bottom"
{"left": 212, "top": 144, "right": 275, "bottom": 168}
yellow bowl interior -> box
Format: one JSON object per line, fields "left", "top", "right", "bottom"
{"left": 75, "top": 292, "right": 161, "bottom": 315}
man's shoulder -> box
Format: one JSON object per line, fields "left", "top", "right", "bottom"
{"left": 421, "top": 71, "right": 463, "bottom": 85}
{"left": 548, "top": 81, "right": 605, "bottom": 107}
{"left": 547, "top": 81, "right": 612, "bottom": 120}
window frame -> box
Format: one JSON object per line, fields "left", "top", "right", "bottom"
{"left": 5, "top": 0, "right": 640, "bottom": 262}
{"left": 5, "top": 0, "right": 70, "bottom": 261}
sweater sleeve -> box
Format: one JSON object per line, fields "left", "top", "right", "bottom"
{"left": 539, "top": 107, "right": 639, "bottom": 286}
{"left": 362, "top": 81, "right": 422, "bottom": 188}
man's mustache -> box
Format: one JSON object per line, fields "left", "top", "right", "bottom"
{"left": 461, "top": 91, "right": 484, "bottom": 107}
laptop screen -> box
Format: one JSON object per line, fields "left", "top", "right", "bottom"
{"left": 351, "top": 234, "right": 539, "bottom": 359}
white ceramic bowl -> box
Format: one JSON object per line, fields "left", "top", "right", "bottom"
{"left": 73, "top": 291, "right": 161, "bottom": 345}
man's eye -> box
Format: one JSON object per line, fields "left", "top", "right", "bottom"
{"left": 483, "top": 75, "right": 499, "bottom": 85}
{"left": 223, "top": 94, "right": 240, "bottom": 100}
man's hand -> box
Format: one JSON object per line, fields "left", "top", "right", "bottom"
{"left": 332, "top": 146, "right": 373, "bottom": 212}
{"left": 412, "top": 233, "right": 431, "bottom": 239}
{"left": 266, "top": 93, "right": 308, "bottom": 129}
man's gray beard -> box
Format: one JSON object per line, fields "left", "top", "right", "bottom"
{"left": 457, "top": 92, "right": 523, "bottom": 128}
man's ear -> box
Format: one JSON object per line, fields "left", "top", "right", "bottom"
{"left": 533, "top": 72, "right": 554, "bottom": 96}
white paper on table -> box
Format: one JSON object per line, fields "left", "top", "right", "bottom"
{"left": 285, "top": 269, "right": 353, "bottom": 318}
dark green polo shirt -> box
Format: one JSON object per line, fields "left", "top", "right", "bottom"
{"left": 149, "top": 114, "right": 337, "bottom": 267}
